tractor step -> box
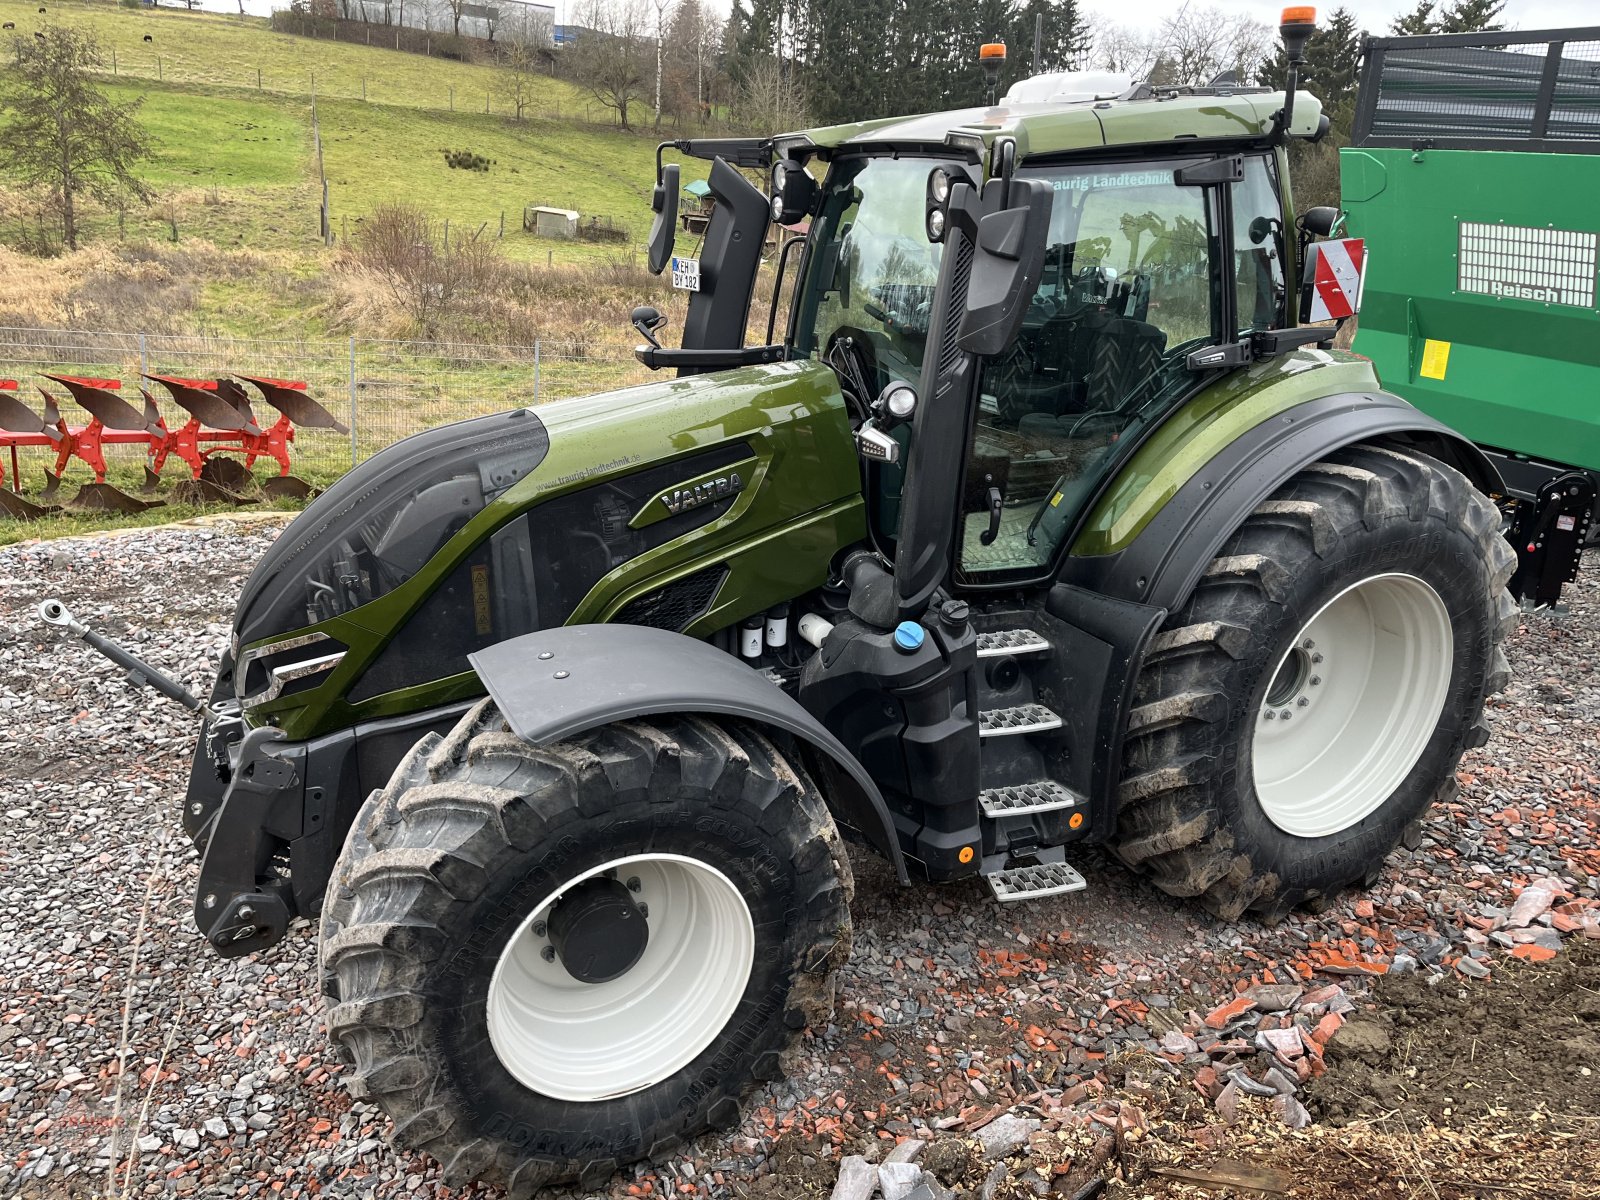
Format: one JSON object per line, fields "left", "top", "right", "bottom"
{"left": 979, "top": 702, "right": 1062, "bottom": 738}
{"left": 976, "top": 628, "right": 1052, "bottom": 658}
{"left": 979, "top": 780, "right": 1082, "bottom": 818}
{"left": 985, "top": 860, "right": 1087, "bottom": 902}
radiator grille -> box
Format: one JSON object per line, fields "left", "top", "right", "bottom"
{"left": 613, "top": 565, "right": 728, "bottom": 632}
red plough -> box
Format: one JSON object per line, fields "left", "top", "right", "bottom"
{"left": 0, "top": 371, "right": 345, "bottom": 518}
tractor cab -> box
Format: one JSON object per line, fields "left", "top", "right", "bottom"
{"left": 640, "top": 47, "right": 1336, "bottom": 620}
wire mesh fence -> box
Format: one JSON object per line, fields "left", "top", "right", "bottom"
{"left": 0, "top": 327, "right": 653, "bottom": 494}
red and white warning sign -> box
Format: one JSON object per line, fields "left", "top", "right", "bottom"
{"left": 1307, "top": 237, "right": 1366, "bottom": 322}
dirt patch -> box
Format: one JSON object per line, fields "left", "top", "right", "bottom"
{"left": 1309, "top": 940, "right": 1600, "bottom": 1129}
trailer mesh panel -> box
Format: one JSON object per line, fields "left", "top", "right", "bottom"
{"left": 1458, "top": 222, "right": 1599, "bottom": 309}
{"left": 1354, "top": 29, "right": 1600, "bottom": 153}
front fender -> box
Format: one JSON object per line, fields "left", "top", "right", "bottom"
{"left": 469, "top": 624, "right": 909, "bottom": 882}
{"left": 1062, "top": 389, "right": 1502, "bottom": 611}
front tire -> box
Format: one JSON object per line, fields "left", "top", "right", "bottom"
{"left": 1112, "top": 444, "right": 1517, "bottom": 918}
{"left": 320, "top": 702, "right": 853, "bottom": 1194}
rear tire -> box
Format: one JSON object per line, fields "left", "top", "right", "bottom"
{"left": 1112, "top": 444, "right": 1517, "bottom": 919}
{"left": 320, "top": 702, "right": 852, "bottom": 1194}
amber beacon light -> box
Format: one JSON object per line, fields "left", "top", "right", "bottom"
{"left": 1275, "top": 7, "right": 1318, "bottom": 140}
{"left": 980, "top": 41, "right": 1006, "bottom": 105}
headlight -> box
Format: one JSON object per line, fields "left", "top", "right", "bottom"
{"left": 771, "top": 162, "right": 788, "bottom": 194}
{"left": 930, "top": 169, "right": 951, "bottom": 204}
{"left": 770, "top": 193, "right": 785, "bottom": 222}
{"left": 927, "top": 208, "right": 946, "bottom": 241}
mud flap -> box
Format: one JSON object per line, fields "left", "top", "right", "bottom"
{"left": 470, "top": 623, "right": 910, "bottom": 882}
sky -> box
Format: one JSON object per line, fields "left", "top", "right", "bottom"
{"left": 210, "top": 0, "right": 1596, "bottom": 37}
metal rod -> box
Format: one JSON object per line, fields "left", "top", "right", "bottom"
{"left": 38, "top": 600, "right": 203, "bottom": 711}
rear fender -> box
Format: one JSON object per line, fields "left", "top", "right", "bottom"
{"left": 1060, "top": 390, "right": 1503, "bottom": 611}
{"left": 469, "top": 624, "right": 909, "bottom": 882}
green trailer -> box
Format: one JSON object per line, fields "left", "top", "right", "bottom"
{"left": 1341, "top": 26, "right": 1599, "bottom": 605}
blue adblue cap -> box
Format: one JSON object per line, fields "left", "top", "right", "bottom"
{"left": 893, "top": 620, "right": 925, "bottom": 652}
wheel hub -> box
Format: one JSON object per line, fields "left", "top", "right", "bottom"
{"left": 486, "top": 853, "right": 756, "bottom": 1102}
{"left": 547, "top": 876, "right": 649, "bottom": 984}
{"left": 1252, "top": 572, "right": 1453, "bottom": 839}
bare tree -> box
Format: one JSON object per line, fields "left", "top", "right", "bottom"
{"left": 651, "top": 0, "right": 673, "bottom": 131}
{"left": 735, "top": 56, "right": 809, "bottom": 134}
{"left": 502, "top": 40, "right": 539, "bottom": 121}
{"left": 0, "top": 25, "right": 153, "bottom": 250}
{"left": 1153, "top": 3, "right": 1273, "bottom": 86}
{"left": 566, "top": 0, "right": 650, "bottom": 131}
{"left": 445, "top": 0, "right": 467, "bottom": 37}
{"left": 354, "top": 203, "right": 504, "bottom": 335}
{"left": 1091, "top": 21, "right": 1159, "bottom": 79}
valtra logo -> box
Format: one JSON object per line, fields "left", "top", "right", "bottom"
{"left": 660, "top": 472, "right": 745, "bottom": 516}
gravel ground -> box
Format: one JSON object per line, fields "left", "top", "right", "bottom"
{"left": 0, "top": 521, "right": 1594, "bottom": 1199}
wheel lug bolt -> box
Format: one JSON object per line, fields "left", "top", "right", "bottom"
{"left": 1309, "top": 675, "right": 1321, "bottom": 686}
{"left": 1297, "top": 697, "right": 1309, "bottom": 707}
{"left": 532, "top": 920, "right": 547, "bottom": 937}
{"left": 1311, "top": 653, "right": 1323, "bottom": 664}
{"left": 1302, "top": 639, "right": 1315, "bottom": 649}
{"left": 1264, "top": 711, "right": 1276, "bottom": 720}
{"left": 1280, "top": 710, "right": 1292, "bottom": 720}
{"left": 541, "top": 945, "right": 556, "bottom": 963}
{"left": 638, "top": 903, "right": 649, "bottom": 918}
{"left": 626, "top": 876, "right": 641, "bottom": 892}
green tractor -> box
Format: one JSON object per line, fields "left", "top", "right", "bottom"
{"left": 43, "top": 11, "right": 1516, "bottom": 1194}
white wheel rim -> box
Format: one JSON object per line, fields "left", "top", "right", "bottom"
{"left": 1252, "top": 572, "right": 1453, "bottom": 838}
{"left": 486, "top": 853, "right": 755, "bottom": 1102}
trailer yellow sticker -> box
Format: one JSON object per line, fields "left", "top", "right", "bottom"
{"left": 1420, "top": 339, "right": 1451, "bottom": 381}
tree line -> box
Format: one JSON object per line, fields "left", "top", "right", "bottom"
{"left": 0, "top": 1, "right": 1510, "bottom": 253}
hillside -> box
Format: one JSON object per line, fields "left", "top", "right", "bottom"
{"left": 0, "top": 0, "right": 706, "bottom": 261}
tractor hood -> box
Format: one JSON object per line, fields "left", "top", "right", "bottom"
{"left": 227, "top": 360, "right": 865, "bottom": 740}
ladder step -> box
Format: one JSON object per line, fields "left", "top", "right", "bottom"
{"left": 986, "top": 861, "right": 1088, "bottom": 902}
{"left": 979, "top": 780, "right": 1082, "bottom": 818}
{"left": 976, "top": 628, "right": 1052, "bottom": 658}
{"left": 979, "top": 703, "right": 1063, "bottom": 738}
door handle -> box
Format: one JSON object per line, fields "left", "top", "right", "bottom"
{"left": 979, "top": 485, "right": 1003, "bottom": 545}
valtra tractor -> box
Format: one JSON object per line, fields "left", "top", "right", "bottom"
{"left": 42, "top": 10, "right": 1516, "bottom": 1193}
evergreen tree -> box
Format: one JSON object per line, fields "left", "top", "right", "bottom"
{"left": 1437, "top": 0, "right": 1505, "bottom": 34}
{"left": 1389, "top": 0, "right": 1505, "bottom": 35}
{"left": 0, "top": 25, "right": 153, "bottom": 250}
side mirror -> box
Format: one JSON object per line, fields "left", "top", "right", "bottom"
{"left": 648, "top": 161, "right": 680, "bottom": 276}
{"left": 769, "top": 158, "right": 817, "bottom": 226}
{"left": 1300, "top": 237, "right": 1366, "bottom": 323}
{"left": 955, "top": 177, "right": 1052, "bottom": 357}
{"left": 1299, "top": 205, "right": 1341, "bottom": 238}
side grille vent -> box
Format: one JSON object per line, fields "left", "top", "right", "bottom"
{"left": 937, "top": 240, "right": 975, "bottom": 375}
{"left": 613, "top": 565, "right": 728, "bottom": 632}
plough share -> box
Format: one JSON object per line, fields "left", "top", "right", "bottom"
{"left": 0, "top": 373, "right": 346, "bottom": 519}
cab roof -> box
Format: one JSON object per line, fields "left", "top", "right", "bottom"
{"left": 796, "top": 88, "right": 1324, "bottom": 162}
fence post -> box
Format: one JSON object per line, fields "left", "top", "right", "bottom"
{"left": 138, "top": 334, "right": 147, "bottom": 382}
{"left": 348, "top": 338, "right": 358, "bottom": 468}
{"left": 533, "top": 339, "right": 540, "bottom": 405}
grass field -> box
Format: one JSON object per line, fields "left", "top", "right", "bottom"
{"left": 0, "top": 0, "right": 711, "bottom": 260}
{"left": 0, "top": 0, "right": 576, "bottom": 117}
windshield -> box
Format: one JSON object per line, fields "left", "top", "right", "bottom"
{"left": 791, "top": 155, "right": 955, "bottom": 402}
{"left": 958, "top": 155, "right": 1283, "bottom": 580}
